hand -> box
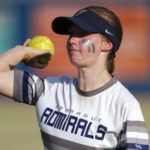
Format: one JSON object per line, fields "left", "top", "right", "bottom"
{"left": 22, "top": 39, "right": 53, "bottom": 68}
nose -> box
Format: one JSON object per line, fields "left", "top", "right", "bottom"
{"left": 68, "top": 36, "right": 80, "bottom": 46}
{"left": 67, "top": 36, "right": 79, "bottom": 52}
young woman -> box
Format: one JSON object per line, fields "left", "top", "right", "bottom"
{"left": 0, "top": 6, "right": 149, "bottom": 150}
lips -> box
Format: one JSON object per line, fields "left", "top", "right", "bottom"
{"left": 70, "top": 49, "right": 77, "bottom": 52}
{"left": 68, "top": 49, "right": 80, "bottom": 59}
{"left": 68, "top": 48, "right": 79, "bottom": 53}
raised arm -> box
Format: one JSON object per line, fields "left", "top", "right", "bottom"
{"left": 0, "top": 39, "right": 52, "bottom": 98}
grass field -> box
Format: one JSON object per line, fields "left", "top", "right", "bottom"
{"left": 0, "top": 94, "right": 150, "bottom": 150}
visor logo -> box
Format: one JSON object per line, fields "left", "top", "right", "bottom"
{"left": 105, "top": 29, "right": 113, "bottom": 36}
{"left": 75, "top": 9, "right": 87, "bottom": 16}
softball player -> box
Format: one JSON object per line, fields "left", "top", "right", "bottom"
{"left": 0, "top": 6, "right": 149, "bottom": 150}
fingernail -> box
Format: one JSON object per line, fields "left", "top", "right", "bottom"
{"left": 50, "top": 51, "right": 53, "bottom": 54}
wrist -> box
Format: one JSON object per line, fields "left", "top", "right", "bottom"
{"left": 13, "top": 45, "right": 29, "bottom": 61}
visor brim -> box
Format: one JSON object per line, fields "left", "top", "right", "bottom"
{"left": 52, "top": 17, "right": 98, "bottom": 35}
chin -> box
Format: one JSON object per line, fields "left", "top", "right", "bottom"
{"left": 70, "top": 60, "right": 86, "bottom": 68}
{"left": 69, "top": 56, "right": 88, "bottom": 68}
{"left": 70, "top": 60, "right": 79, "bottom": 66}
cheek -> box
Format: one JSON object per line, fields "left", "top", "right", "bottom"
{"left": 81, "top": 40, "right": 96, "bottom": 54}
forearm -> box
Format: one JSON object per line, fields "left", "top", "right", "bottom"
{"left": 0, "top": 40, "right": 52, "bottom": 72}
{"left": 0, "top": 43, "right": 51, "bottom": 98}
{"left": 0, "top": 46, "right": 26, "bottom": 71}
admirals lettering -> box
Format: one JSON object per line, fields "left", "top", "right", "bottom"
{"left": 40, "top": 107, "right": 107, "bottom": 141}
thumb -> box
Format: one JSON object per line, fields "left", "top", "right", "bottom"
{"left": 23, "top": 38, "right": 31, "bottom": 47}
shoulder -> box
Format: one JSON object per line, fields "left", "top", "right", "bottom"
{"left": 44, "top": 76, "right": 77, "bottom": 91}
{"left": 45, "top": 75, "right": 76, "bottom": 85}
{"left": 41, "top": 75, "right": 77, "bottom": 93}
{"left": 113, "top": 79, "right": 138, "bottom": 104}
{"left": 14, "top": 70, "right": 77, "bottom": 85}
{"left": 110, "top": 79, "right": 142, "bottom": 113}
{"left": 114, "top": 80, "right": 144, "bottom": 121}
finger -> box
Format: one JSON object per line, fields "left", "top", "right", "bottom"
{"left": 23, "top": 57, "right": 49, "bottom": 68}
{"left": 35, "top": 63, "right": 48, "bottom": 69}
{"left": 38, "top": 51, "right": 51, "bottom": 57}
{"left": 23, "top": 38, "right": 31, "bottom": 47}
{"left": 36, "top": 50, "right": 53, "bottom": 58}
{"left": 30, "top": 62, "right": 48, "bottom": 69}
{"left": 49, "top": 50, "right": 54, "bottom": 55}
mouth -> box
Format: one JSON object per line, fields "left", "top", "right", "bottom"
{"left": 68, "top": 48, "right": 79, "bottom": 53}
{"left": 68, "top": 49, "right": 80, "bottom": 59}
{"left": 70, "top": 49, "right": 77, "bottom": 52}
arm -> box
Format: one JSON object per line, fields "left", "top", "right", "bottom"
{"left": 118, "top": 101, "right": 149, "bottom": 150}
{"left": 0, "top": 39, "right": 52, "bottom": 98}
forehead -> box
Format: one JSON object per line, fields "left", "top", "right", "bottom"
{"left": 68, "top": 24, "right": 87, "bottom": 33}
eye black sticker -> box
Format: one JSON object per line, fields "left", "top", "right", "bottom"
{"left": 82, "top": 40, "right": 95, "bottom": 53}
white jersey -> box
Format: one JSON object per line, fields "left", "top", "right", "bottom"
{"left": 13, "top": 70, "right": 149, "bottom": 150}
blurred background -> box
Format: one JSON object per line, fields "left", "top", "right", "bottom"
{"left": 0, "top": 0, "right": 150, "bottom": 149}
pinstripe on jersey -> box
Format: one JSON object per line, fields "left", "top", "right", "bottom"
{"left": 14, "top": 70, "right": 44, "bottom": 105}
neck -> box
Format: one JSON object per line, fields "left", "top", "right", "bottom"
{"left": 77, "top": 65, "right": 112, "bottom": 91}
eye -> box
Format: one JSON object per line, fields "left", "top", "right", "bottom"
{"left": 68, "top": 31, "right": 89, "bottom": 38}
{"left": 68, "top": 24, "right": 90, "bottom": 37}
{"left": 78, "top": 31, "right": 89, "bottom": 37}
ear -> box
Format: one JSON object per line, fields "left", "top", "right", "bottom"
{"left": 101, "top": 39, "right": 113, "bottom": 51}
